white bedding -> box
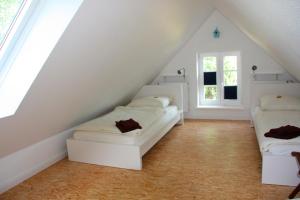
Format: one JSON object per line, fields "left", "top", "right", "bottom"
{"left": 253, "top": 107, "right": 300, "bottom": 155}
{"left": 75, "top": 106, "right": 164, "bottom": 135}
{"left": 73, "top": 106, "right": 178, "bottom": 145}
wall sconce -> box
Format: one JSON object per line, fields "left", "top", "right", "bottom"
{"left": 213, "top": 27, "right": 220, "bottom": 39}
{"left": 252, "top": 65, "right": 258, "bottom": 80}
{"left": 177, "top": 67, "right": 186, "bottom": 80}
{"left": 252, "top": 65, "right": 257, "bottom": 72}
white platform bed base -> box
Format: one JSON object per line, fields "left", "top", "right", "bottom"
{"left": 67, "top": 84, "right": 184, "bottom": 170}
{"left": 251, "top": 82, "right": 300, "bottom": 186}
{"left": 262, "top": 152, "right": 299, "bottom": 186}
{"left": 67, "top": 114, "right": 180, "bottom": 170}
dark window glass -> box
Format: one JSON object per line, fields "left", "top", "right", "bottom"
{"left": 224, "top": 86, "right": 237, "bottom": 99}
{"left": 204, "top": 72, "right": 216, "bottom": 85}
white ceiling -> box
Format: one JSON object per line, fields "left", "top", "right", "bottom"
{"left": 213, "top": 0, "right": 300, "bottom": 80}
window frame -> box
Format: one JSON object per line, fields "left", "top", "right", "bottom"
{"left": 197, "top": 51, "right": 241, "bottom": 107}
{"left": 0, "top": 0, "right": 27, "bottom": 51}
{"left": 198, "top": 52, "right": 220, "bottom": 105}
{"left": 0, "top": 0, "right": 38, "bottom": 84}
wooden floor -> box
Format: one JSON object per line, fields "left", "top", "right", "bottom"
{"left": 1, "top": 120, "right": 296, "bottom": 200}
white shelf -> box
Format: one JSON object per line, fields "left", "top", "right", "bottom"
{"left": 252, "top": 72, "right": 284, "bottom": 81}
{"left": 254, "top": 72, "right": 284, "bottom": 75}
{"left": 159, "top": 74, "right": 187, "bottom": 83}
{"left": 161, "top": 74, "right": 183, "bottom": 77}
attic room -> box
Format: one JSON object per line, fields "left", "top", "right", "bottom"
{"left": 0, "top": 0, "right": 300, "bottom": 199}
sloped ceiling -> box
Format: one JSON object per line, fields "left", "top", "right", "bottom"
{"left": 213, "top": 0, "right": 300, "bottom": 80}
{"left": 0, "top": 0, "right": 214, "bottom": 157}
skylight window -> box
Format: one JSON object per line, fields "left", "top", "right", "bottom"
{"left": 0, "top": 0, "right": 25, "bottom": 49}
{"left": 0, "top": 0, "right": 33, "bottom": 83}
{"left": 0, "top": 0, "right": 83, "bottom": 118}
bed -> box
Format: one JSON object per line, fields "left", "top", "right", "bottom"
{"left": 253, "top": 107, "right": 300, "bottom": 155}
{"left": 251, "top": 82, "right": 300, "bottom": 186}
{"left": 67, "top": 84, "right": 184, "bottom": 170}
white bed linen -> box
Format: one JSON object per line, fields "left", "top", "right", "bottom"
{"left": 73, "top": 106, "right": 178, "bottom": 145}
{"left": 253, "top": 107, "right": 300, "bottom": 155}
{"left": 74, "top": 106, "right": 164, "bottom": 135}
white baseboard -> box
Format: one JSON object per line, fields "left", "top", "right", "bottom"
{"left": 0, "top": 128, "right": 73, "bottom": 194}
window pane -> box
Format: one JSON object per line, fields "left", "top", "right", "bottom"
{"left": 224, "top": 86, "right": 237, "bottom": 100}
{"left": 0, "top": 0, "right": 24, "bottom": 47}
{"left": 224, "top": 70, "right": 237, "bottom": 86}
{"left": 223, "top": 56, "right": 237, "bottom": 70}
{"left": 204, "top": 86, "right": 217, "bottom": 100}
{"left": 204, "top": 72, "right": 216, "bottom": 85}
{"left": 203, "top": 56, "right": 217, "bottom": 72}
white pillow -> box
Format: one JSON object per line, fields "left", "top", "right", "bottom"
{"left": 127, "top": 96, "right": 171, "bottom": 108}
{"left": 260, "top": 95, "right": 300, "bottom": 111}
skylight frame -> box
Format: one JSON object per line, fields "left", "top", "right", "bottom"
{"left": 0, "top": 0, "right": 27, "bottom": 51}
{"left": 0, "top": 0, "right": 36, "bottom": 84}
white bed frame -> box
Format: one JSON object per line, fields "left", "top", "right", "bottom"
{"left": 67, "top": 84, "right": 184, "bottom": 170}
{"left": 251, "top": 82, "right": 300, "bottom": 186}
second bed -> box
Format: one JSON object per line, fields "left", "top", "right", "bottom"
{"left": 251, "top": 85, "right": 300, "bottom": 186}
{"left": 67, "top": 84, "right": 184, "bottom": 170}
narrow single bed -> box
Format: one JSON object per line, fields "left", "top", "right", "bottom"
{"left": 251, "top": 82, "right": 300, "bottom": 186}
{"left": 67, "top": 84, "right": 184, "bottom": 170}
{"left": 73, "top": 105, "right": 178, "bottom": 145}
{"left": 253, "top": 107, "right": 300, "bottom": 156}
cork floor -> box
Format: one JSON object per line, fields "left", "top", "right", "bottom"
{"left": 1, "top": 120, "right": 296, "bottom": 200}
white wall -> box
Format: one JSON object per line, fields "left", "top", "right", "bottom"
{"left": 156, "top": 10, "right": 289, "bottom": 120}
{"left": 0, "top": 0, "right": 214, "bottom": 157}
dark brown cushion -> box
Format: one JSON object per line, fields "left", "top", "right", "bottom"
{"left": 115, "top": 118, "right": 142, "bottom": 133}
{"left": 264, "top": 125, "right": 300, "bottom": 139}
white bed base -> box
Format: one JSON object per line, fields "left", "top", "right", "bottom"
{"left": 67, "top": 84, "right": 184, "bottom": 170}
{"left": 261, "top": 152, "right": 299, "bottom": 186}
{"left": 251, "top": 82, "right": 300, "bottom": 186}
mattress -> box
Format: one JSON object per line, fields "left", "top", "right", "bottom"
{"left": 73, "top": 106, "right": 179, "bottom": 145}
{"left": 74, "top": 106, "right": 164, "bottom": 135}
{"left": 252, "top": 107, "right": 300, "bottom": 155}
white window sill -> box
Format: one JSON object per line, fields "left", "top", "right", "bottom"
{"left": 197, "top": 105, "right": 245, "bottom": 110}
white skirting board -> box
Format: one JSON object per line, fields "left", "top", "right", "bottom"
{"left": 0, "top": 128, "right": 73, "bottom": 194}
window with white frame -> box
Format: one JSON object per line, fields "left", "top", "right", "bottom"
{"left": 0, "top": 0, "right": 26, "bottom": 49}
{"left": 0, "top": 0, "right": 83, "bottom": 118}
{"left": 0, "top": 0, "right": 35, "bottom": 80}
{"left": 197, "top": 52, "right": 241, "bottom": 106}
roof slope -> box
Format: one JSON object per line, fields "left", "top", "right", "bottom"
{"left": 0, "top": 0, "right": 214, "bottom": 157}
{"left": 214, "top": 0, "right": 300, "bottom": 80}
